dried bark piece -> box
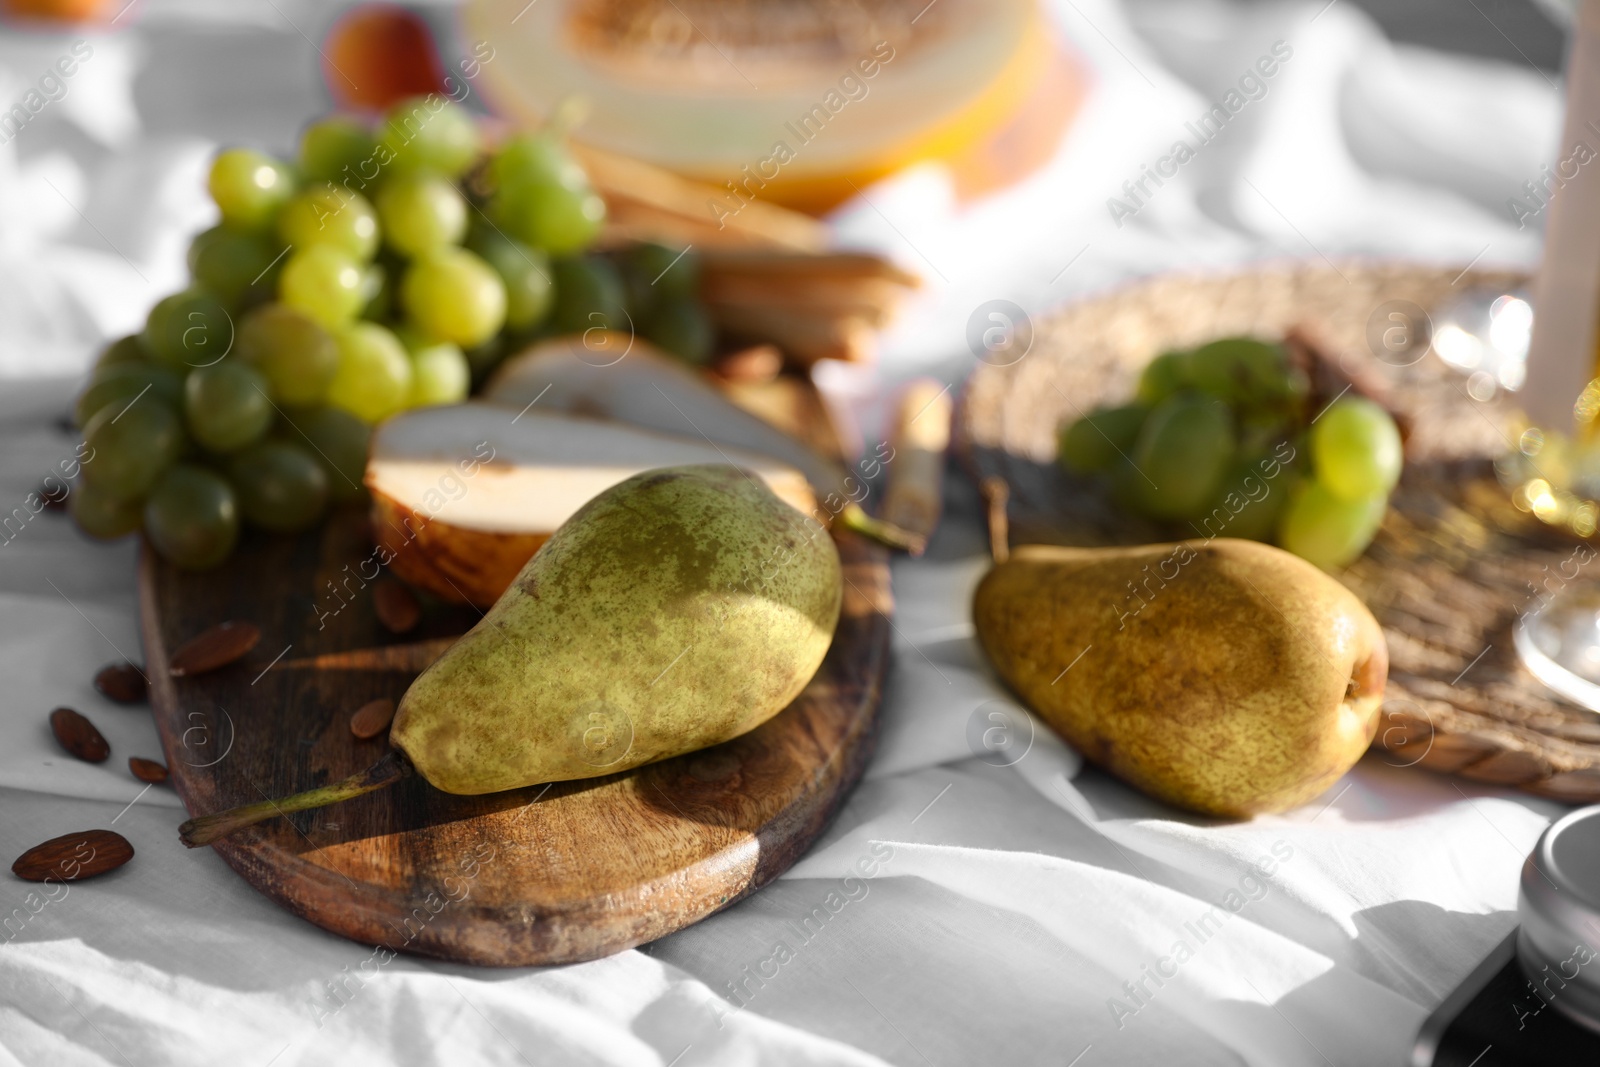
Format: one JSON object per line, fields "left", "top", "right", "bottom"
{"left": 94, "top": 662, "right": 147, "bottom": 704}
{"left": 350, "top": 698, "right": 397, "bottom": 740}
{"left": 50, "top": 707, "right": 109, "bottom": 763}
{"left": 372, "top": 578, "right": 421, "bottom": 634}
{"left": 128, "top": 757, "right": 169, "bottom": 784}
{"left": 12, "top": 829, "right": 134, "bottom": 882}
{"left": 169, "top": 621, "right": 261, "bottom": 677}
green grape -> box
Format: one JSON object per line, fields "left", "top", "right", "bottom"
{"left": 643, "top": 298, "right": 713, "bottom": 365}
{"left": 236, "top": 303, "right": 339, "bottom": 406}
{"left": 487, "top": 136, "right": 604, "bottom": 254}
{"left": 467, "top": 228, "right": 552, "bottom": 331}
{"left": 1199, "top": 455, "right": 1292, "bottom": 542}
{"left": 299, "top": 116, "right": 377, "bottom": 185}
{"left": 1276, "top": 478, "right": 1387, "bottom": 569}
{"left": 208, "top": 148, "right": 295, "bottom": 233}
{"left": 143, "top": 464, "right": 239, "bottom": 569}
{"left": 401, "top": 247, "right": 506, "bottom": 347}
{"left": 276, "top": 187, "right": 380, "bottom": 261}
{"left": 283, "top": 406, "right": 370, "bottom": 503}
{"left": 184, "top": 362, "right": 273, "bottom": 453}
{"left": 1310, "top": 396, "right": 1403, "bottom": 501}
{"left": 397, "top": 328, "right": 469, "bottom": 407}
{"left": 75, "top": 363, "right": 185, "bottom": 428}
{"left": 496, "top": 182, "right": 606, "bottom": 256}
{"left": 1135, "top": 351, "right": 1192, "bottom": 405}
{"left": 280, "top": 245, "right": 367, "bottom": 329}
{"left": 69, "top": 480, "right": 143, "bottom": 540}
{"left": 139, "top": 289, "right": 233, "bottom": 370}
{"left": 188, "top": 225, "right": 280, "bottom": 308}
{"left": 1185, "top": 338, "right": 1298, "bottom": 406}
{"left": 549, "top": 256, "right": 628, "bottom": 336}
{"left": 488, "top": 134, "right": 587, "bottom": 192}
{"left": 377, "top": 171, "right": 468, "bottom": 256}
{"left": 327, "top": 322, "right": 413, "bottom": 423}
{"left": 1057, "top": 403, "right": 1148, "bottom": 474}
{"left": 81, "top": 400, "right": 185, "bottom": 502}
{"left": 94, "top": 335, "right": 146, "bottom": 372}
{"left": 623, "top": 242, "right": 699, "bottom": 306}
{"left": 1238, "top": 410, "right": 1295, "bottom": 457}
{"left": 1200, "top": 338, "right": 1307, "bottom": 414}
{"left": 228, "top": 440, "right": 329, "bottom": 532}
{"left": 378, "top": 95, "right": 481, "bottom": 177}
{"left": 1127, "top": 395, "right": 1234, "bottom": 520}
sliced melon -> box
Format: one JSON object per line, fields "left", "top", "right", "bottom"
{"left": 367, "top": 401, "right": 815, "bottom": 606}
{"left": 462, "top": 0, "right": 1041, "bottom": 212}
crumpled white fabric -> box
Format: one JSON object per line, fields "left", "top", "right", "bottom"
{"left": 0, "top": 1, "right": 1576, "bottom": 1065}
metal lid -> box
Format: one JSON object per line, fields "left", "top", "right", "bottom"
{"left": 1517, "top": 804, "right": 1600, "bottom": 1031}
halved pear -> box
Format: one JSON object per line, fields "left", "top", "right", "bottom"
{"left": 483, "top": 334, "right": 925, "bottom": 552}
{"left": 367, "top": 401, "right": 815, "bottom": 606}
{"left": 484, "top": 334, "right": 842, "bottom": 491}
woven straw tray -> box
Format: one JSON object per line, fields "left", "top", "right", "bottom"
{"left": 957, "top": 261, "right": 1600, "bottom": 805}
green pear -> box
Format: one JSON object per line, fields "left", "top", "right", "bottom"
{"left": 973, "top": 538, "right": 1387, "bottom": 817}
{"left": 392, "top": 464, "right": 842, "bottom": 793}
{"left": 179, "top": 464, "right": 841, "bottom": 845}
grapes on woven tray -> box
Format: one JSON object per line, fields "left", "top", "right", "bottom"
{"left": 1058, "top": 336, "right": 1404, "bottom": 569}
{"left": 71, "top": 94, "right": 719, "bottom": 569}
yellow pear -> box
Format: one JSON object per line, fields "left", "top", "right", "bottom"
{"left": 973, "top": 538, "right": 1387, "bottom": 817}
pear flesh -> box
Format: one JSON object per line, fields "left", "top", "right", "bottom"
{"left": 367, "top": 402, "right": 816, "bottom": 606}
{"left": 390, "top": 464, "right": 843, "bottom": 795}
{"left": 973, "top": 538, "right": 1388, "bottom": 817}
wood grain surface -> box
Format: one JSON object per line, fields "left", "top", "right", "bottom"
{"left": 958, "top": 262, "right": 1600, "bottom": 804}
{"left": 141, "top": 382, "right": 891, "bottom": 966}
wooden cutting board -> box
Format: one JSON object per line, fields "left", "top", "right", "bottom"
{"left": 141, "top": 382, "right": 891, "bottom": 967}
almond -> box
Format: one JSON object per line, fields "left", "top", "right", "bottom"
{"left": 350, "top": 697, "right": 397, "bottom": 740}
{"left": 50, "top": 707, "right": 109, "bottom": 763}
{"left": 12, "top": 829, "right": 134, "bottom": 882}
{"left": 94, "top": 662, "right": 147, "bottom": 704}
{"left": 128, "top": 757, "right": 168, "bottom": 784}
{"left": 372, "top": 578, "right": 421, "bottom": 634}
{"left": 169, "top": 620, "right": 260, "bottom": 677}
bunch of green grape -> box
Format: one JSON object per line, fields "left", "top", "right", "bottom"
{"left": 1057, "top": 337, "right": 1404, "bottom": 569}
{"left": 72, "top": 96, "right": 721, "bottom": 570}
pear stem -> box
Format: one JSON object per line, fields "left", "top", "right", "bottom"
{"left": 836, "top": 503, "right": 927, "bottom": 555}
{"left": 178, "top": 750, "right": 410, "bottom": 848}
{"left": 980, "top": 477, "right": 1011, "bottom": 563}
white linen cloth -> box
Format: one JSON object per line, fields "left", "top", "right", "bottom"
{"left": 0, "top": 1, "right": 1574, "bottom": 1064}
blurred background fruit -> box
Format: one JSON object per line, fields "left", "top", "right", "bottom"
{"left": 321, "top": 3, "right": 448, "bottom": 111}
{"left": 460, "top": 0, "right": 1083, "bottom": 211}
